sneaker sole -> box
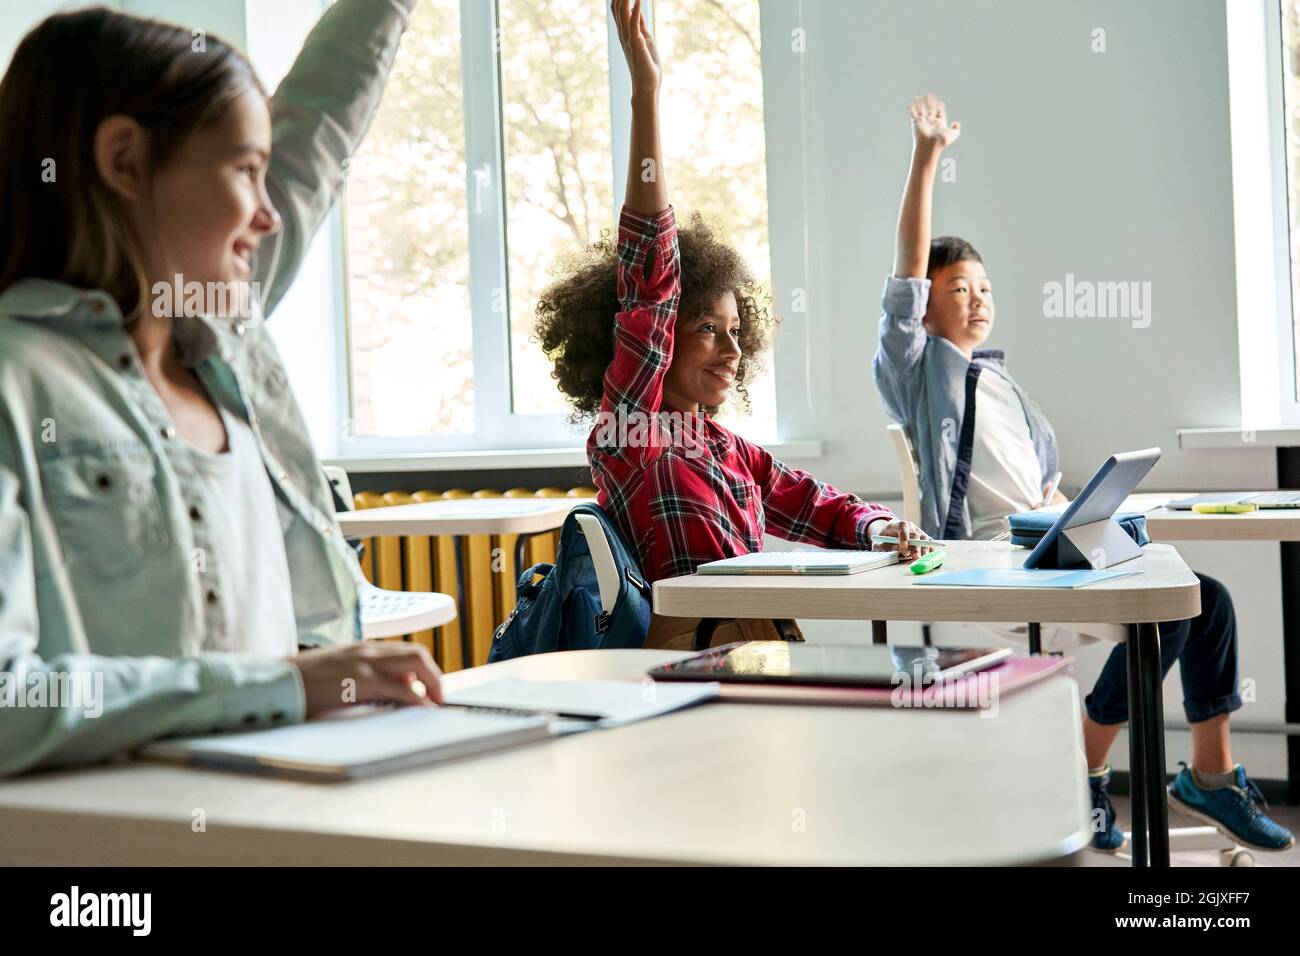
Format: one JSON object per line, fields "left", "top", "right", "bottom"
{"left": 1167, "top": 789, "right": 1296, "bottom": 853}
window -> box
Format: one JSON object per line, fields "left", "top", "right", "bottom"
{"left": 340, "top": 0, "right": 777, "bottom": 453}
{"left": 1283, "top": 0, "right": 1300, "bottom": 400}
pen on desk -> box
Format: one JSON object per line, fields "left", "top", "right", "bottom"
{"left": 871, "top": 534, "right": 935, "bottom": 546}
{"left": 1042, "top": 471, "right": 1063, "bottom": 507}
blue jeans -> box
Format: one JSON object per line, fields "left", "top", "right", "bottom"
{"left": 1085, "top": 573, "right": 1243, "bottom": 725}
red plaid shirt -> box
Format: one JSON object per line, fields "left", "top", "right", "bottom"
{"left": 589, "top": 205, "right": 896, "bottom": 583}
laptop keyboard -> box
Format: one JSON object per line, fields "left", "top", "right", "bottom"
{"left": 1246, "top": 492, "right": 1300, "bottom": 507}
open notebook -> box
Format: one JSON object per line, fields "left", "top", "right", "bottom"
{"left": 140, "top": 706, "right": 551, "bottom": 781}
{"left": 697, "top": 550, "right": 899, "bottom": 576}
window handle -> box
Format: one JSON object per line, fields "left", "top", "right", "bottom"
{"left": 472, "top": 164, "right": 491, "bottom": 215}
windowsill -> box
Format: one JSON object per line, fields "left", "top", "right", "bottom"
{"left": 324, "top": 439, "right": 826, "bottom": 473}
{"left": 1177, "top": 427, "right": 1300, "bottom": 449}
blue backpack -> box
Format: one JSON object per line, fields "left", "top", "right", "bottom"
{"left": 487, "top": 503, "right": 652, "bottom": 662}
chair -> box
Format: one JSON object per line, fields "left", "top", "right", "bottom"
{"left": 885, "top": 423, "right": 932, "bottom": 646}
{"left": 323, "top": 465, "right": 458, "bottom": 641}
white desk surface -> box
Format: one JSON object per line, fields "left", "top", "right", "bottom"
{"left": 0, "top": 650, "right": 1090, "bottom": 867}
{"left": 336, "top": 497, "right": 594, "bottom": 537}
{"left": 1120, "top": 492, "right": 1300, "bottom": 542}
{"left": 654, "top": 540, "right": 1200, "bottom": 624}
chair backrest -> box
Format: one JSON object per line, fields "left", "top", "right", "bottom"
{"left": 886, "top": 423, "right": 922, "bottom": 527}
{"left": 574, "top": 512, "right": 619, "bottom": 615}
{"left": 322, "top": 465, "right": 355, "bottom": 512}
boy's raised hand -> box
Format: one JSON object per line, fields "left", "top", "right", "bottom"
{"left": 613, "top": 0, "right": 660, "bottom": 96}
{"left": 908, "top": 93, "right": 961, "bottom": 153}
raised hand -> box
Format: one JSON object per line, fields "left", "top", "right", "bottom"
{"left": 907, "top": 93, "right": 961, "bottom": 153}
{"left": 613, "top": 0, "right": 661, "bottom": 96}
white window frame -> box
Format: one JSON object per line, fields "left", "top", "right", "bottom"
{"left": 331, "top": 0, "right": 816, "bottom": 457}
{"left": 1228, "top": 0, "right": 1300, "bottom": 427}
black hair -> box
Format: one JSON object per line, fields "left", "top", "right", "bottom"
{"left": 927, "top": 236, "right": 983, "bottom": 278}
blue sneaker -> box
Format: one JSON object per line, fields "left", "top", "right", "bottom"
{"left": 1167, "top": 762, "right": 1296, "bottom": 852}
{"left": 1088, "top": 765, "right": 1126, "bottom": 852}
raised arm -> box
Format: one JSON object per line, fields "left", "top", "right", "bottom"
{"left": 597, "top": 0, "right": 679, "bottom": 438}
{"left": 615, "top": 0, "right": 666, "bottom": 215}
{"left": 873, "top": 95, "right": 962, "bottom": 420}
{"left": 255, "top": 0, "right": 418, "bottom": 316}
{"left": 893, "top": 93, "right": 960, "bottom": 278}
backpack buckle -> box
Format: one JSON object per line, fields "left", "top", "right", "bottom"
{"left": 595, "top": 610, "right": 611, "bottom": 633}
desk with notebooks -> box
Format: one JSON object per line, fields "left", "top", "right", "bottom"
{"left": 0, "top": 648, "right": 1090, "bottom": 867}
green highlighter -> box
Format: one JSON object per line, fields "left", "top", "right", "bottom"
{"left": 870, "top": 533, "right": 947, "bottom": 574}
{"left": 909, "top": 549, "right": 946, "bottom": 575}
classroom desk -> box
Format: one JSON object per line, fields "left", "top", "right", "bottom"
{"left": 1121, "top": 492, "right": 1300, "bottom": 803}
{"left": 336, "top": 497, "right": 593, "bottom": 664}
{"left": 0, "top": 650, "right": 1091, "bottom": 867}
{"left": 1120, "top": 492, "right": 1300, "bottom": 541}
{"left": 654, "top": 540, "right": 1202, "bottom": 869}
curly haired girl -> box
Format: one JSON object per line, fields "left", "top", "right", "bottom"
{"left": 534, "top": 0, "right": 931, "bottom": 650}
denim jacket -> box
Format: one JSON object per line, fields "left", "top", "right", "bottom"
{"left": 872, "top": 275, "right": 1058, "bottom": 540}
{"left": 0, "top": 0, "right": 417, "bottom": 777}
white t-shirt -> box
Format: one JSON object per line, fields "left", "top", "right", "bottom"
{"left": 962, "top": 367, "right": 1121, "bottom": 650}
{"left": 186, "top": 404, "right": 299, "bottom": 656}
{"left": 966, "top": 368, "right": 1044, "bottom": 540}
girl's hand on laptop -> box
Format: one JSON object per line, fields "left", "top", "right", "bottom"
{"left": 291, "top": 643, "right": 445, "bottom": 718}
{"left": 868, "top": 517, "right": 934, "bottom": 560}
{"left": 907, "top": 93, "right": 961, "bottom": 155}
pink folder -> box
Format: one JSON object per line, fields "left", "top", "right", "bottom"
{"left": 709, "top": 655, "right": 1073, "bottom": 709}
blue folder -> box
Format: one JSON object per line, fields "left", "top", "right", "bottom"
{"left": 912, "top": 567, "right": 1140, "bottom": 588}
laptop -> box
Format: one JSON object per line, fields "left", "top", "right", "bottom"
{"left": 1165, "top": 491, "right": 1300, "bottom": 510}
{"left": 695, "top": 550, "right": 900, "bottom": 575}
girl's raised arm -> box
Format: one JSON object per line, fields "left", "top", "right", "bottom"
{"left": 613, "top": 0, "right": 667, "bottom": 215}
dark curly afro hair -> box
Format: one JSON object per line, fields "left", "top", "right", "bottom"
{"left": 533, "top": 211, "right": 780, "bottom": 421}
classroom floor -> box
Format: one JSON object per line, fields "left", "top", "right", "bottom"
{"left": 1074, "top": 796, "right": 1300, "bottom": 866}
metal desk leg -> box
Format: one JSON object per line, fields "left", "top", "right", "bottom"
{"left": 1139, "top": 621, "right": 1171, "bottom": 868}
{"left": 772, "top": 619, "right": 804, "bottom": 642}
{"left": 514, "top": 531, "right": 541, "bottom": 579}
{"left": 692, "top": 618, "right": 722, "bottom": 652}
{"left": 453, "top": 534, "right": 470, "bottom": 669}
{"left": 1126, "top": 623, "right": 1149, "bottom": 867}
{"left": 1027, "top": 622, "right": 1042, "bottom": 656}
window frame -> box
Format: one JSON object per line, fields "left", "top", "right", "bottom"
{"left": 331, "top": 0, "right": 810, "bottom": 457}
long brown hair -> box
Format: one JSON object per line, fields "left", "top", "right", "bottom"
{"left": 0, "top": 6, "right": 265, "bottom": 316}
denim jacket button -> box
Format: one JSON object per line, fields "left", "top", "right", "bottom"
{"left": 116, "top": 354, "right": 131, "bottom": 370}
{"left": 161, "top": 426, "right": 176, "bottom": 440}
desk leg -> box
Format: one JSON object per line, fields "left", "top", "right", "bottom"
{"left": 872, "top": 620, "right": 888, "bottom": 646}
{"left": 1027, "top": 622, "right": 1042, "bottom": 656}
{"left": 1126, "top": 623, "right": 1149, "bottom": 868}
{"left": 453, "top": 534, "right": 470, "bottom": 669}
{"left": 514, "top": 532, "right": 536, "bottom": 579}
{"left": 1139, "top": 621, "right": 1171, "bottom": 868}
{"left": 692, "top": 619, "right": 722, "bottom": 652}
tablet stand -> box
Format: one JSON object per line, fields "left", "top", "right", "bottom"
{"left": 1056, "top": 517, "right": 1143, "bottom": 570}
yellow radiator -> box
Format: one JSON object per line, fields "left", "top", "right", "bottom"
{"left": 352, "top": 486, "right": 597, "bottom": 671}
